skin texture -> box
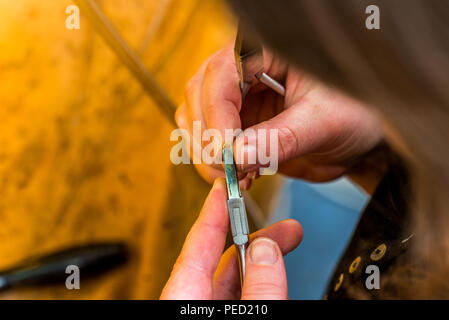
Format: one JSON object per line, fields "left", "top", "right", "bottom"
{"left": 175, "top": 47, "right": 383, "bottom": 186}
{"left": 164, "top": 47, "right": 385, "bottom": 300}
{"left": 160, "top": 179, "right": 303, "bottom": 300}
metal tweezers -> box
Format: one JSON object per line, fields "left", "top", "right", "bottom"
{"left": 223, "top": 144, "right": 249, "bottom": 287}
{"left": 223, "top": 26, "right": 286, "bottom": 288}
{"left": 224, "top": 26, "right": 286, "bottom": 287}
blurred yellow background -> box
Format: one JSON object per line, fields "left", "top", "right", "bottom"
{"left": 0, "top": 0, "right": 236, "bottom": 299}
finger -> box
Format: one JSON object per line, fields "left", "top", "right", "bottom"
{"left": 160, "top": 178, "right": 228, "bottom": 300}
{"left": 176, "top": 105, "right": 252, "bottom": 187}
{"left": 278, "top": 156, "right": 347, "bottom": 182}
{"left": 234, "top": 101, "right": 320, "bottom": 173}
{"left": 262, "top": 49, "right": 288, "bottom": 83}
{"left": 175, "top": 103, "right": 201, "bottom": 166}
{"left": 184, "top": 57, "right": 210, "bottom": 140}
{"left": 184, "top": 52, "right": 235, "bottom": 172}
{"left": 234, "top": 81, "right": 342, "bottom": 173}
{"left": 213, "top": 219, "right": 302, "bottom": 299}
{"left": 239, "top": 176, "right": 252, "bottom": 191}
{"left": 175, "top": 103, "right": 188, "bottom": 130}
{"left": 184, "top": 60, "right": 217, "bottom": 166}
{"left": 235, "top": 85, "right": 382, "bottom": 174}
{"left": 201, "top": 48, "right": 242, "bottom": 145}
{"left": 242, "top": 237, "right": 288, "bottom": 300}
{"left": 177, "top": 104, "right": 221, "bottom": 183}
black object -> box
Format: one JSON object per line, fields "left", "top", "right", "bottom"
{"left": 326, "top": 154, "right": 412, "bottom": 299}
{"left": 0, "top": 242, "right": 128, "bottom": 291}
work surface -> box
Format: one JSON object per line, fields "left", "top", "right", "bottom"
{"left": 0, "top": 0, "right": 239, "bottom": 299}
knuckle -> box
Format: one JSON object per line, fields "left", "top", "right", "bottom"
{"left": 194, "top": 163, "right": 221, "bottom": 184}
{"left": 278, "top": 126, "right": 300, "bottom": 161}
{"left": 184, "top": 78, "right": 196, "bottom": 100}
{"left": 244, "top": 280, "right": 286, "bottom": 299}
{"left": 174, "top": 257, "right": 209, "bottom": 277}
{"left": 205, "top": 54, "right": 226, "bottom": 75}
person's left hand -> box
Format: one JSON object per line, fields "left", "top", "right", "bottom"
{"left": 160, "top": 178, "right": 303, "bottom": 300}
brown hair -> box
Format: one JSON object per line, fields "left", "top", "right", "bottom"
{"left": 227, "top": 0, "right": 449, "bottom": 298}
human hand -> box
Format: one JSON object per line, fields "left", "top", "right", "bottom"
{"left": 160, "top": 179, "right": 303, "bottom": 300}
{"left": 175, "top": 46, "right": 383, "bottom": 185}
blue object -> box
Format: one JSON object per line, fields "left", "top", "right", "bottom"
{"left": 267, "top": 177, "right": 369, "bottom": 300}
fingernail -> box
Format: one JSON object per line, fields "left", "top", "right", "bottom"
{"left": 249, "top": 238, "right": 278, "bottom": 265}
{"left": 236, "top": 144, "right": 258, "bottom": 172}
{"left": 235, "top": 134, "right": 259, "bottom": 172}
{"left": 213, "top": 178, "right": 226, "bottom": 190}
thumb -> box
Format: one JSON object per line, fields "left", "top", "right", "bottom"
{"left": 241, "top": 237, "right": 288, "bottom": 300}
{"left": 234, "top": 104, "right": 321, "bottom": 174}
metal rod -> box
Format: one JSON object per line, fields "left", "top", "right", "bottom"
{"left": 236, "top": 243, "right": 248, "bottom": 287}
{"left": 257, "top": 72, "right": 286, "bottom": 96}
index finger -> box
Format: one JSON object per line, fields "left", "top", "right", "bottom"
{"left": 160, "top": 178, "right": 229, "bottom": 299}
{"left": 201, "top": 48, "right": 243, "bottom": 144}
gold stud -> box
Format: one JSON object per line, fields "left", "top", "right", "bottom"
{"left": 334, "top": 273, "right": 344, "bottom": 291}
{"left": 349, "top": 256, "right": 361, "bottom": 273}
{"left": 370, "top": 243, "right": 387, "bottom": 261}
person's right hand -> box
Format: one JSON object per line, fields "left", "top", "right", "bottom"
{"left": 175, "top": 46, "right": 383, "bottom": 187}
